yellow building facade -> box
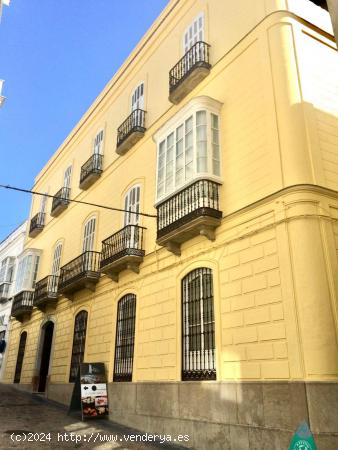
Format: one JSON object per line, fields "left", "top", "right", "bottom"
{"left": 3, "top": 1, "right": 338, "bottom": 449}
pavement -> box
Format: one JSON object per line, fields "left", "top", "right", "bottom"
{"left": 0, "top": 383, "right": 188, "bottom": 450}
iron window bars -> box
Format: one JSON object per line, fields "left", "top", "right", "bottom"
{"left": 116, "top": 109, "right": 146, "bottom": 149}
{"left": 113, "top": 294, "right": 137, "bottom": 382}
{"left": 169, "top": 41, "right": 211, "bottom": 93}
{"left": 69, "top": 310, "right": 88, "bottom": 382}
{"left": 14, "top": 331, "right": 27, "bottom": 383}
{"left": 80, "top": 153, "right": 103, "bottom": 186}
{"left": 100, "top": 225, "right": 145, "bottom": 268}
{"left": 157, "top": 179, "right": 221, "bottom": 239}
{"left": 182, "top": 268, "right": 216, "bottom": 380}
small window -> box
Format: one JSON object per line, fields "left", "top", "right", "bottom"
{"left": 182, "top": 268, "right": 216, "bottom": 380}
{"left": 69, "top": 310, "right": 88, "bottom": 382}
{"left": 14, "top": 332, "right": 27, "bottom": 383}
{"left": 51, "top": 243, "right": 62, "bottom": 275}
{"left": 113, "top": 294, "right": 137, "bottom": 382}
{"left": 184, "top": 13, "right": 204, "bottom": 53}
{"left": 93, "top": 130, "right": 104, "bottom": 155}
{"left": 83, "top": 217, "right": 96, "bottom": 252}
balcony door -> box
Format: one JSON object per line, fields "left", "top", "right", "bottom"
{"left": 124, "top": 186, "right": 140, "bottom": 248}
{"left": 184, "top": 14, "right": 204, "bottom": 52}
{"left": 37, "top": 321, "right": 54, "bottom": 392}
{"left": 63, "top": 166, "right": 72, "bottom": 189}
{"left": 82, "top": 218, "right": 96, "bottom": 271}
{"left": 131, "top": 83, "right": 144, "bottom": 112}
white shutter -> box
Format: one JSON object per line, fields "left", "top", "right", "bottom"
{"left": 184, "top": 13, "right": 204, "bottom": 53}
{"left": 83, "top": 218, "right": 96, "bottom": 252}
{"left": 51, "top": 243, "right": 62, "bottom": 275}
{"left": 131, "top": 83, "right": 144, "bottom": 111}
{"left": 93, "top": 130, "right": 104, "bottom": 155}
{"left": 40, "top": 192, "right": 48, "bottom": 214}
{"left": 124, "top": 186, "right": 140, "bottom": 226}
{"left": 63, "top": 166, "right": 72, "bottom": 189}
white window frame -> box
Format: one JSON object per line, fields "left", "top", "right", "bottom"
{"left": 183, "top": 12, "right": 205, "bottom": 54}
{"left": 82, "top": 217, "right": 96, "bottom": 253}
{"left": 63, "top": 165, "right": 72, "bottom": 189}
{"left": 15, "top": 249, "right": 41, "bottom": 293}
{"left": 123, "top": 185, "right": 141, "bottom": 227}
{"left": 51, "top": 242, "right": 63, "bottom": 276}
{"left": 154, "top": 96, "right": 222, "bottom": 205}
{"left": 93, "top": 129, "right": 104, "bottom": 155}
{"left": 131, "top": 82, "right": 145, "bottom": 112}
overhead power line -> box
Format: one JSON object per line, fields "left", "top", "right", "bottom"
{"left": 0, "top": 184, "right": 157, "bottom": 219}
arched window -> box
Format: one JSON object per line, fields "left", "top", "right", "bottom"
{"left": 124, "top": 186, "right": 140, "bottom": 226}
{"left": 51, "top": 242, "right": 62, "bottom": 275}
{"left": 14, "top": 331, "right": 27, "bottom": 383}
{"left": 83, "top": 217, "right": 96, "bottom": 252}
{"left": 69, "top": 311, "right": 88, "bottom": 382}
{"left": 113, "top": 294, "right": 136, "bottom": 382}
{"left": 182, "top": 268, "right": 216, "bottom": 380}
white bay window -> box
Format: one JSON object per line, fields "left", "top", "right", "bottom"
{"left": 154, "top": 97, "right": 222, "bottom": 203}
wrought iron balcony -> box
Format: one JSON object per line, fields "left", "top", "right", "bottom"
{"left": 34, "top": 275, "right": 59, "bottom": 311}
{"left": 156, "top": 179, "right": 222, "bottom": 255}
{"left": 169, "top": 41, "right": 211, "bottom": 104}
{"left": 79, "top": 154, "right": 103, "bottom": 190}
{"left": 100, "top": 225, "right": 145, "bottom": 282}
{"left": 116, "top": 109, "right": 146, "bottom": 155}
{"left": 0, "top": 282, "right": 11, "bottom": 303}
{"left": 58, "top": 251, "right": 101, "bottom": 298}
{"left": 51, "top": 187, "right": 70, "bottom": 217}
{"left": 11, "top": 290, "right": 34, "bottom": 322}
{"left": 29, "top": 212, "right": 45, "bottom": 238}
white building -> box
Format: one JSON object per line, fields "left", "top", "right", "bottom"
{"left": 0, "top": 221, "right": 27, "bottom": 380}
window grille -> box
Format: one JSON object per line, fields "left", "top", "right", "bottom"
{"left": 182, "top": 268, "right": 216, "bottom": 380}
{"left": 69, "top": 310, "right": 88, "bottom": 382}
{"left": 113, "top": 294, "right": 136, "bottom": 382}
{"left": 14, "top": 331, "right": 27, "bottom": 383}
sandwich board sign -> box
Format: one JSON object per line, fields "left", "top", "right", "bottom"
{"left": 80, "top": 363, "right": 109, "bottom": 419}
{"left": 288, "top": 422, "right": 317, "bottom": 450}
{"left": 68, "top": 362, "right": 109, "bottom": 420}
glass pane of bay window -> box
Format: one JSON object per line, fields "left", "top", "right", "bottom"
{"left": 196, "top": 111, "right": 207, "bottom": 173}
{"left": 165, "top": 132, "right": 174, "bottom": 193}
{"left": 211, "top": 113, "right": 220, "bottom": 176}
{"left": 175, "top": 124, "right": 184, "bottom": 185}
{"left": 157, "top": 141, "right": 166, "bottom": 197}
{"left": 185, "top": 116, "right": 193, "bottom": 181}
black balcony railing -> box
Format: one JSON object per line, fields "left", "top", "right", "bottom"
{"left": 58, "top": 251, "right": 101, "bottom": 291}
{"left": 34, "top": 275, "right": 59, "bottom": 306}
{"left": 169, "top": 41, "right": 211, "bottom": 93}
{"left": 51, "top": 187, "right": 70, "bottom": 215}
{"left": 100, "top": 225, "right": 145, "bottom": 269}
{"left": 157, "top": 179, "right": 222, "bottom": 239}
{"left": 11, "top": 290, "right": 34, "bottom": 318}
{"left": 29, "top": 212, "right": 45, "bottom": 236}
{"left": 0, "top": 282, "right": 10, "bottom": 301}
{"left": 117, "top": 109, "right": 146, "bottom": 149}
{"left": 80, "top": 154, "right": 103, "bottom": 187}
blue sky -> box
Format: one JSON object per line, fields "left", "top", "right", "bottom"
{"left": 0, "top": 0, "right": 169, "bottom": 242}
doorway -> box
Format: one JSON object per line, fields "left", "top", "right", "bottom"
{"left": 38, "top": 321, "right": 54, "bottom": 392}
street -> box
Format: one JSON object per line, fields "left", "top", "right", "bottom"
{"left": 0, "top": 384, "right": 187, "bottom": 450}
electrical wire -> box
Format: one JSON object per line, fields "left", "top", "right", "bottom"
{"left": 0, "top": 184, "right": 157, "bottom": 219}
